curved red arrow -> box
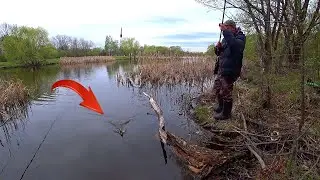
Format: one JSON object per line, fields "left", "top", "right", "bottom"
{"left": 51, "top": 80, "right": 104, "bottom": 115}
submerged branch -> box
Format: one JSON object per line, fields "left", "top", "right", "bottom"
{"left": 143, "top": 92, "right": 167, "bottom": 144}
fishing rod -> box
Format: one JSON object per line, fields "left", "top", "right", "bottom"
{"left": 120, "top": 27, "right": 122, "bottom": 39}
{"left": 218, "top": 0, "right": 227, "bottom": 43}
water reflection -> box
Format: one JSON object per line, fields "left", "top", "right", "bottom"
{"left": 106, "top": 60, "right": 138, "bottom": 79}
{"left": 0, "top": 60, "right": 204, "bottom": 179}
{"left": 0, "top": 65, "right": 60, "bottom": 100}
{"left": 0, "top": 104, "right": 30, "bottom": 144}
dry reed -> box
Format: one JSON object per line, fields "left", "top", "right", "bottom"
{"left": 120, "top": 57, "right": 215, "bottom": 88}
{"left": 0, "top": 79, "right": 30, "bottom": 122}
{"left": 196, "top": 80, "right": 320, "bottom": 179}
{"left": 59, "top": 56, "right": 116, "bottom": 65}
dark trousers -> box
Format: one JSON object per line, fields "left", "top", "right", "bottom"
{"left": 213, "top": 75, "right": 235, "bottom": 102}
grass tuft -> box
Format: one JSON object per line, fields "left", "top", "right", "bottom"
{"left": 0, "top": 79, "right": 30, "bottom": 122}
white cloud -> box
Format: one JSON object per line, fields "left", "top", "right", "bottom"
{"left": 0, "top": 0, "right": 230, "bottom": 51}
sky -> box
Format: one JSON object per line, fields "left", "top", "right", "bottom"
{"left": 0, "top": 0, "right": 228, "bottom": 52}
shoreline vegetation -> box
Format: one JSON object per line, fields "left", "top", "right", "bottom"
{"left": 0, "top": 79, "right": 30, "bottom": 124}
{"left": 1, "top": 11, "right": 319, "bottom": 178}
{"left": 0, "top": 56, "right": 132, "bottom": 69}
{"left": 117, "top": 57, "right": 320, "bottom": 179}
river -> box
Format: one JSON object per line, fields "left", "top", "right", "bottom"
{"left": 0, "top": 60, "right": 203, "bottom": 180}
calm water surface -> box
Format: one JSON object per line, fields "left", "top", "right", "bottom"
{"left": 0, "top": 61, "right": 203, "bottom": 180}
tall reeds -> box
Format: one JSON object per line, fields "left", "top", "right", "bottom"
{"left": 0, "top": 79, "right": 30, "bottom": 122}
{"left": 59, "top": 56, "right": 116, "bottom": 65}
{"left": 121, "top": 57, "right": 216, "bottom": 89}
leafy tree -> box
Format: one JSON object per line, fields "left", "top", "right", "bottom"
{"left": 120, "top": 37, "right": 140, "bottom": 59}
{"left": 2, "top": 26, "right": 54, "bottom": 66}
{"left": 206, "top": 43, "right": 215, "bottom": 56}
{"left": 105, "top": 35, "right": 119, "bottom": 56}
{"left": 169, "top": 46, "right": 184, "bottom": 56}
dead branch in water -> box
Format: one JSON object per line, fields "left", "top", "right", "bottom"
{"left": 142, "top": 92, "right": 246, "bottom": 178}
{"left": 143, "top": 92, "right": 167, "bottom": 143}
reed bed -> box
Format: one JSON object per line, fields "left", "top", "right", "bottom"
{"left": 137, "top": 56, "right": 211, "bottom": 63}
{"left": 59, "top": 56, "right": 116, "bottom": 65}
{"left": 59, "top": 61, "right": 115, "bottom": 70}
{"left": 118, "top": 57, "right": 216, "bottom": 88}
{"left": 0, "top": 79, "right": 30, "bottom": 123}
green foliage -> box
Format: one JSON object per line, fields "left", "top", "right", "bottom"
{"left": 2, "top": 26, "right": 54, "bottom": 66}
{"left": 194, "top": 105, "right": 211, "bottom": 124}
{"left": 1, "top": 22, "right": 205, "bottom": 67}
{"left": 169, "top": 46, "right": 184, "bottom": 55}
{"left": 105, "top": 35, "right": 119, "bottom": 55}
{"left": 87, "top": 47, "right": 104, "bottom": 56}
{"left": 120, "top": 37, "right": 140, "bottom": 56}
{"left": 206, "top": 43, "right": 215, "bottom": 56}
{"left": 39, "top": 44, "right": 59, "bottom": 59}
{"left": 243, "top": 34, "right": 258, "bottom": 62}
{"left": 115, "top": 56, "right": 130, "bottom": 61}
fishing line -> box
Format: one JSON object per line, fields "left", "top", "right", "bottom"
{"left": 19, "top": 110, "right": 64, "bottom": 180}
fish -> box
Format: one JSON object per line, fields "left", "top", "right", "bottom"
{"left": 108, "top": 119, "right": 132, "bottom": 137}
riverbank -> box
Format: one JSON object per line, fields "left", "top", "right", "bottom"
{"left": 0, "top": 58, "right": 60, "bottom": 69}
{"left": 118, "top": 58, "right": 320, "bottom": 179}
{"left": 0, "top": 56, "right": 130, "bottom": 69}
{"left": 188, "top": 72, "right": 320, "bottom": 179}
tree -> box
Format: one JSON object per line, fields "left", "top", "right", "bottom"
{"left": 206, "top": 43, "right": 215, "bottom": 56}
{"left": 170, "top": 46, "right": 184, "bottom": 56}
{"left": 195, "top": 0, "right": 320, "bottom": 108}
{"left": 105, "top": 35, "right": 119, "bottom": 56}
{"left": 2, "top": 26, "right": 54, "bottom": 66}
{"left": 120, "top": 37, "right": 140, "bottom": 59}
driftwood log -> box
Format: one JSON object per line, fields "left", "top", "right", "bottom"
{"left": 143, "top": 92, "right": 245, "bottom": 178}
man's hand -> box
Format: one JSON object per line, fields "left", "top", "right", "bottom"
{"left": 214, "top": 41, "right": 223, "bottom": 56}
{"left": 219, "top": 23, "right": 227, "bottom": 31}
{"left": 216, "top": 41, "right": 222, "bottom": 48}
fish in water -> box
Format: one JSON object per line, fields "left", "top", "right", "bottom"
{"left": 108, "top": 119, "right": 132, "bottom": 137}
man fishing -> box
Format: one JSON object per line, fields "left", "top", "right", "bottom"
{"left": 213, "top": 19, "right": 246, "bottom": 120}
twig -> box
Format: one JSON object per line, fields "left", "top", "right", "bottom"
{"left": 299, "top": 156, "right": 320, "bottom": 180}
{"left": 241, "top": 112, "right": 266, "bottom": 170}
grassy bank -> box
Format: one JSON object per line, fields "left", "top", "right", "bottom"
{"left": 192, "top": 66, "right": 320, "bottom": 179}
{"left": 0, "top": 58, "right": 60, "bottom": 69}
{"left": 117, "top": 57, "right": 320, "bottom": 179}
{"left": 0, "top": 56, "right": 130, "bottom": 69}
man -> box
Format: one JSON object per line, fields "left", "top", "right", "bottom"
{"left": 212, "top": 20, "right": 246, "bottom": 120}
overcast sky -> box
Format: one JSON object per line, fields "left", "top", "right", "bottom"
{"left": 0, "top": 0, "right": 229, "bottom": 52}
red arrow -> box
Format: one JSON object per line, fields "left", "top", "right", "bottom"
{"left": 51, "top": 80, "right": 104, "bottom": 114}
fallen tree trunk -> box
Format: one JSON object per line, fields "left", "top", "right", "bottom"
{"left": 143, "top": 92, "right": 246, "bottom": 178}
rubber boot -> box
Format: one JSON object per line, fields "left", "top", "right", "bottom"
{"left": 213, "top": 94, "right": 223, "bottom": 113}
{"left": 214, "top": 100, "right": 233, "bottom": 120}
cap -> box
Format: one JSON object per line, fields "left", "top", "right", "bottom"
{"left": 224, "top": 20, "right": 236, "bottom": 27}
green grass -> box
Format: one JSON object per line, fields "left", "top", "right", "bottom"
{"left": 0, "top": 56, "right": 130, "bottom": 69}
{"left": 0, "top": 58, "right": 60, "bottom": 69}
{"left": 0, "top": 61, "right": 18, "bottom": 68}
{"left": 43, "top": 58, "right": 60, "bottom": 65}
{"left": 194, "top": 105, "right": 212, "bottom": 125}
{"left": 115, "top": 56, "right": 130, "bottom": 61}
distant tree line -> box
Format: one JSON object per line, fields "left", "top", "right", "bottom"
{"left": 0, "top": 23, "right": 205, "bottom": 66}
{"left": 104, "top": 35, "right": 204, "bottom": 60}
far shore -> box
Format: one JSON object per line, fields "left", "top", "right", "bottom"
{"left": 0, "top": 56, "right": 131, "bottom": 69}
